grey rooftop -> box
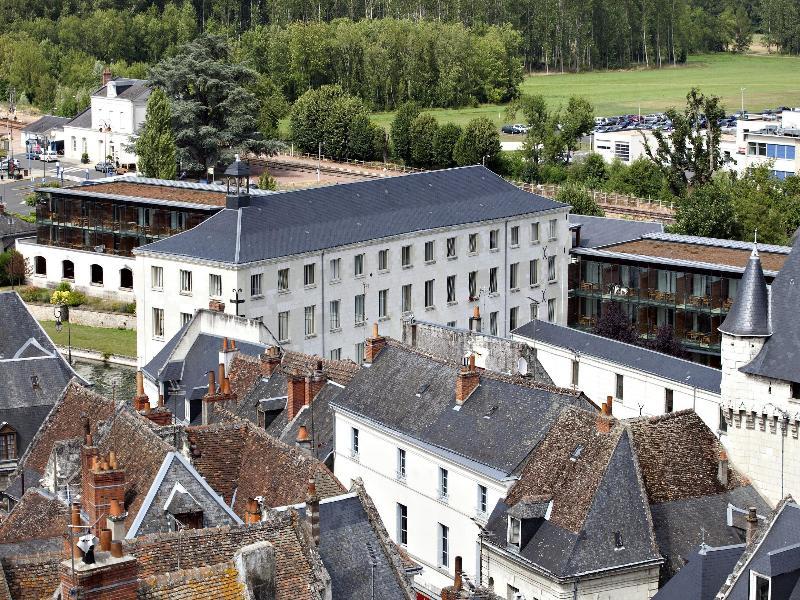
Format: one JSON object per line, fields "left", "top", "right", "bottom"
{"left": 718, "top": 247, "right": 771, "bottom": 337}
{"left": 569, "top": 214, "right": 663, "bottom": 248}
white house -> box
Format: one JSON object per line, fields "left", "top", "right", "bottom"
{"left": 134, "top": 164, "right": 572, "bottom": 367}
{"left": 61, "top": 68, "right": 150, "bottom": 166}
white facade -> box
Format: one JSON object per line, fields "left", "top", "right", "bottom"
{"left": 593, "top": 130, "right": 653, "bottom": 165}
{"left": 17, "top": 237, "right": 135, "bottom": 301}
{"left": 136, "top": 209, "right": 571, "bottom": 367}
{"left": 332, "top": 408, "right": 511, "bottom": 596}
{"left": 510, "top": 332, "right": 722, "bottom": 432}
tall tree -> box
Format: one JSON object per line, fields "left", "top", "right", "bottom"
{"left": 135, "top": 88, "right": 177, "bottom": 179}
{"left": 390, "top": 102, "right": 421, "bottom": 164}
{"left": 453, "top": 117, "right": 501, "bottom": 167}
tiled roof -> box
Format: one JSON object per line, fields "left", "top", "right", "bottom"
{"left": 138, "top": 562, "right": 244, "bottom": 599}
{"left": 136, "top": 166, "right": 567, "bottom": 264}
{"left": 0, "top": 488, "right": 66, "bottom": 547}
{"left": 512, "top": 319, "right": 721, "bottom": 394}
{"left": 569, "top": 214, "right": 663, "bottom": 248}
{"left": 718, "top": 248, "right": 771, "bottom": 337}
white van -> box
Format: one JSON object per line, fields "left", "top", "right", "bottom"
{"left": 39, "top": 150, "right": 58, "bottom": 162}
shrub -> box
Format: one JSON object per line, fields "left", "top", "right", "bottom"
{"left": 555, "top": 184, "right": 604, "bottom": 216}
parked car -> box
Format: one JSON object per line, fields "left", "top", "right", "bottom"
{"left": 24, "top": 151, "right": 39, "bottom": 160}
{"left": 95, "top": 161, "right": 114, "bottom": 172}
{"left": 39, "top": 150, "right": 58, "bottom": 162}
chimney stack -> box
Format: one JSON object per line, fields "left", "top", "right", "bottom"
{"left": 307, "top": 479, "right": 320, "bottom": 546}
{"left": 260, "top": 346, "right": 281, "bottom": 377}
{"left": 220, "top": 337, "right": 239, "bottom": 377}
{"left": 455, "top": 355, "right": 480, "bottom": 404}
{"left": 107, "top": 498, "right": 127, "bottom": 541}
{"left": 439, "top": 555, "right": 466, "bottom": 600}
{"left": 364, "top": 323, "right": 386, "bottom": 364}
{"left": 201, "top": 368, "right": 232, "bottom": 424}
{"left": 64, "top": 502, "right": 85, "bottom": 561}
{"left": 453, "top": 555, "right": 462, "bottom": 590}
{"left": 718, "top": 449, "right": 729, "bottom": 486}
{"left": 82, "top": 448, "right": 126, "bottom": 537}
{"left": 606, "top": 395, "right": 613, "bottom": 416}
{"left": 132, "top": 370, "right": 150, "bottom": 411}
{"left": 469, "top": 306, "right": 482, "bottom": 333}
{"left": 296, "top": 425, "right": 312, "bottom": 452}
{"left": 287, "top": 372, "right": 306, "bottom": 420}
{"left": 102, "top": 66, "right": 112, "bottom": 86}
{"left": 305, "top": 360, "right": 327, "bottom": 405}
{"left": 746, "top": 507, "right": 759, "bottom": 544}
{"left": 596, "top": 402, "right": 612, "bottom": 434}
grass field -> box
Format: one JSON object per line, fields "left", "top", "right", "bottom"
{"left": 367, "top": 52, "right": 800, "bottom": 130}
{"left": 38, "top": 320, "right": 137, "bottom": 358}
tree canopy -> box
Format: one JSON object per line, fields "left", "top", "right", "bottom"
{"left": 135, "top": 88, "right": 177, "bottom": 179}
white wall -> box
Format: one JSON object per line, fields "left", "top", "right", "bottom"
{"left": 136, "top": 208, "right": 571, "bottom": 366}
{"left": 593, "top": 131, "right": 653, "bottom": 165}
{"left": 332, "top": 410, "right": 510, "bottom": 597}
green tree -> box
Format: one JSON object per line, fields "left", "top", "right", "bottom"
{"left": 560, "top": 97, "right": 594, "bottom": 160}
{"left": 453, "top": 117, "right": 501, "bottom": 167}
{"left": 135, "top": 88, "right": 177, "bottom": 179}
{"left": 568, "top": 153, "right": 607, "bottom": 188}
{"left": 432, "top": 123, "right": 462, "bottom": 168}
{"left": 556, "top": 184, "right": 604, "bottom": 217}
{"left": 409, "top": 114, "right": 439, "bottom": 168}
{"left": 671, "top": 178, "right": 741, "bottom": 239}
{"left": 390, "top": 102, "right": 420, "bottom": 164}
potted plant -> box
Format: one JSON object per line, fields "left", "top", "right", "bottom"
{"left": 81, "top": 152, "right": 89, "bottom": 164}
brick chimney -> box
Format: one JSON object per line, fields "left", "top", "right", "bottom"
{"left": 220, "top": 337, "right": 239, "bottom": 377}
{"left": 201, "top": 369, "right": 226, "bottom": 425}
{"left": 132, "top": 370, "right": 150, "bottom": 411}
{"left": 606, "top": 395, "right": 613, "bottom": 416}
{"left": 296, "top": 425, "right": 312, "bottom": 452}
{"left": 364, "top": 323, "right": 386, "bottom": 364}
{"left": 305, "top": 361, "right": 327, "bottom": 405}
{"left": 60, "top": 550, "right": 138, "bottom": 600}
{"left": 260, "top": 346, "right": 281, "bottom": 377}
{"left": 718, "top": 449, "right": 729, "bottom": 486}
{"left": 286, "top": 372, "right": 306, "bottom": 420}
{"left": 64, "top": 502, "right": 85, "bottom": 561}
{"left": 746, "top": 507, "right": 759, "bottom": 544}
{"left": 455, "top": 355, "right": 480, "bottom": 404}
{"left": 209, "top": 299, "right": 225, "bottom": 313}
{"left": 102, "top": 66, "right": 112, "bottom": 86}
{"left": 439, "top": 556, "right": 465, "bottom": 600}
{"left": 81, "top": 447, "right": 126, "bottom": 537}
{"left": 469, "top": 306, "right": 482, "bottom": 333}
{"left": 596, "top": 402, "right": 612, "bottom": 434}
{"left": 307, "top": 479, "right": 320, "bottom": 546}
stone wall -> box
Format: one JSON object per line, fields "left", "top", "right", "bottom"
{"left": 26, "top": 302, "right": 136, "bottom": 330}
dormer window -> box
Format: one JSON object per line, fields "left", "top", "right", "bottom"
{"left": 508, "top": 516, "right": 521, "bottom": 546}
{"left": 750, "top": 571, "right": 770, "bottom": 600}
{"left": 791, "top": 382, "right": 800, "bottom": 400}
{"left": 614, "top": 531, "right": 624, "bottom": 550}
{"left": 0, "top": 426, "right": 17, "bottom": 461}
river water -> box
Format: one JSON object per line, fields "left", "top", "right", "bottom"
{"left": 71, "top": 358, "right": 137, "bottom": 401}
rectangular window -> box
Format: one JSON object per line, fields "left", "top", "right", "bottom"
{"left": 180, "top": 312, "right": 192, "bottom": 327}
{"left": 439, "top": 523, "right": 449, "bottom": 567}
{"left": 509, "top": 306, "right": 518, "bottom": 330}
{"left": 447, "top": 275, "right": 456, "bottom": 302}
{"left": 425, "top": 240, "right": 435, "bottom": 262}
{"left": 424, "top": 279, "right": 435, "bottom": 308}
{"left": 351, "top": 427, "right": 359, "bottom": 455}
{"left": 330, "top": 258, "right": 341, "bottom": 281}
{"left": 530, "top": 302, "right": 539, "bottom": 321}
{"left": 378, "top": 249, "right": 388, "bottom": 271}
{"left": 469, "top": 233, "right": 478, "bottom": 254}
{"left": 665, "top": 388, "right": 674, "bottom": 412}
{"left": 209, "top": 274, "right": 222, "bottom": 298}
{"left": 548, "top": 256, "right": 556, "bottom": 282}
{"left": 616, "top": 373, "right": 624, "bottom": 400}
{"left": 329, "top": 300, "right": 341, "bottom": 330}
{"left": 508, "top": 517, "right": 521, "bottom": 546}
{"left": 354, "top": 294, "right": 366, "bottom": 325}
{"left": 549, "top": 219, "right": 558, "bottom": 240}
{"left": 530, "top": 259, "right": 539, "bottom": 286}
{"left": 439, "top": 467, "right": 448, "bottom": 499}
{"left": 278, "top": 311, "right": 289, "bottom": 342}
{"left": 478, "top": 484, "right": 487, "bottom": 515}
{"left": 572, "top": 360, "right": 579, "bottom": 386}
{"left": 0, "top": 431, "right": 16, "bottom": 461}
{"left": 510, "top": 225, "right": 519, "bottom": 247}
{"left": 510, "top": 262, "right": 519, "bottom": 289}
{"left": 250, "top": 273, "right": 262, "bottom": 297}
{"left": 401, "top": 284, "right": 412, "bottom": 313}
{"left": 447, "top": 321, "right": 457, "bottom": 327}
{"left": 446, "top": 236, "right": 456, "bottom": 258}
{"left": 354, "top": 253, "right": 365, "bottom": 277}
{"left": 469, "top": 271, "right": 477, "bottom": 299}
{"left": 151, "top": 266, "right": 163, "bottom": 290}
{"left": 330, "top": 348, "right": 341, "bottom": 360}
{"left": 355, "top": 342, "right": 365, "bottom": 364}
{"left": 278, "top": 268, "right": 289, "bottom": 291}
{"left": 304, "top": 305, "right": 315, "bottom": 336}
{"left": 531, "top": 222, "right": 540, "bottom": 243}
{"left": 179, "top": 270, "right": 192, "bottom": 294}
{"left": 548, "top": 298, "right": 556, "bottom": 322}
{"left": 378, "top": 289, "right": 388, "bottom": 318}
{"left": 397, "top": 448, "right": 406, "bottom": 479}
{"left": 614, "top": 141, "right": 631, "bottom": 162}
{"left": 152, "top": 307, "right": 164, "bottom": 339}
{"left": 397, "top": 503, "right": 408, "bottom": 545}
{"left": 304, "top": 263, "right": 315, "bottom": 286}
{"left": 401, "top": 245, "right": 412, "bottom": 268}
{"left": 489, "top": 229, "right": 499, "bottom": 250}
{"left": 490, "top": 311, "right": 498, "bottom": 336}
{"left": 489, "top": 267, "right": 498, "bottom": 293}
{"left": 751, "top": 573, "right": 770, "bottom": 600}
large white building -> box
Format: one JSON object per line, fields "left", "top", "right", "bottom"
{"left": 61, "top": 68, "right": 150, "bottom": 166}
{"left": 134, "top": 165, "right": 572, "bottom": 367}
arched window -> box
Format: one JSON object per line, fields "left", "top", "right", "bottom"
{"left": 62, "top": 260, "right": 74, "bottom": 280}
{"left": 0, "top": 425, "right": 17, "bottom": 461}
{"left": 120, "top": 267, "right": 133, "bottom": 290}
{"left": 34, "top": 256, "right": 46, "bottom": 276}
{"left": 91, "top": 264, "right": 104, "bottom": 285}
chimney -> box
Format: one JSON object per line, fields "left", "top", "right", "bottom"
{"left": 201, "top": 369, "right": 222, "bottom": 425}
{"left": 99, "top": 529, "right": 112, "bottom": 553}
{"left": 260, "top": 346, "right": 281, "bottom": 377}
{"left": 64, "top": 502, "right": 85, "bottom": 561}
{"left": 218, "top": 362, "right": 226, "bottom": 392}
{"left": 102, "top": 66, "right": 112, "bottom": 86}
{"left": 245, "top": 498, "right": 261, "bottom": 524}
{"left": 287, "top": 372, "right": 306, "bottom": 420}
{"left": 439, "top": 555, "right": 465, "bottom": 600}
{"left": 305, "top": 361, "right": 327, "bottom": 405}
{"left": 220, "top": 338, "right": 239, "bottom": 377}
{"left": 364, "top": 323, "right": 386, "bottom": 364}
{"left": 209, "top": 299, "right": 226, "bottom": 313}
{"left": 82, "top": 449, "right": 126, "bottom": 537}
{"left": 296, "top": 425, "right": 312, "bottom": 452}
{"left": 132, "top": 370, "right": 150, "bottom": 411}
{"left": 718, "top": 449, "right": 729, "bottom": 486}
{"left": 469, "top": 306, "right": 482, "bottom": 333}
{"left": 107, "top": 80, "right": 117, "bottom": 98}
{"left": 596, "top": 402, "right": 611, "bottom": 434}
{"left": 606, "top": 395, "right": 613, "bottom": 416}
{"left": 746, "top": 507, "right": 759, "bottom": 544}
{"left": 453, "top": 555, "right": 462, "bottom": 590}
{"left": 60, "top": 546, "right": 138, "bottom": 600}
{"left": 307, "top": 479, "right": 320, "bottom": 546}
{"left": 106, "top": 498, "right": 128, "bottom": 541}
{"left": 455, "top": 355, "right": 480, "bottom": 404}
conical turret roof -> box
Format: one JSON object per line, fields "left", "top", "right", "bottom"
{"left": 718, "top": 246, "right": 771, "bottom": 337}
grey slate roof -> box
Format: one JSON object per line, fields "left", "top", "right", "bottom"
{"left": 0, "top": 213, "right": 36, "bottom": 243}
{"left": 569, "top": 214, "right": 663, "bottom": 248}
{"left": 742, "top": 237, "right": 800, "bottom": 383}
{"left": 91, "top": 78, "right": 151, "bottom": 101}
{"left": 331, "top": 342, "right": 595, "bottom": 475}
{"left": 65, "top": 107, "right": 91, "bottom": 129}
{"left": 284, "top": 384, "right": 339, "bottom": 462}
{"left": 136, "top": 166, "right": 567, "bottom": 265}
{"left": 718, "top": 247, "right": 771, "bottom": 337}
{"left": 512, "top": 319, "right": 721, "bottom": 394}
{"left": 22, "top": 115, "right": 69, "bottom": 135}
{"left": 653, "top": 544, "right": 745, "bottom": 600}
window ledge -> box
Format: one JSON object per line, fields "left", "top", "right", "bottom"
{"left": 151, "top": 287, "right": 163, "bottom": 292}
{"left": 278, "top": 289, "right": 290, "bottom": 295}
{"left": 488, "top": 292, "right": 500, "bottom": 298}
{"left": 33, "top": 273, "right": 46, "bottom": 278}
{"left": 278, "top": 339, "right": 290, "bottom": 344}
{"left": 447, "top": 256, "right": 457, "bottom": 261}
{"left": 467, "top": 251, "right": 478, "bottom": 257}
{"left": 355, "top": 321, "right": 366, "bottom": 327}
{"left": 489, "top": 248, "right": 499, "bottom": 253}
{"left": 425, "top": 306, "right": 435, "bottom": 311}
{"left": 510, "top": 244, "right": 520, "bottom": 249}
{"left": 530, "top": 241, "right": 541, "bottom": 245}
{"left": 152, "top": 336, "right": 164, "bottom": 341}
{"left": 548, "top": 279, "right": 558, "bottom": 284}
{"left": 510, "top": 288, "right": 520, "bottom": 293}
{"left": 304, "top": 333, "right": 317, "bottom": 339}
{"left": 329, "top": 327, "right": 342, "bottom": 333}
{"left": 355, "top": 274, "right": 365, "bottom": 279}
{"left": 304, "top": 284, "right": 317, "bottom": 290}
{"left": 402, "top": 264, "right": 413, "bottom": 270}
{"left": 378, "top": 269, "right": 390, "bottom": 274}
{"left": 425, "top": 260, "right": 436, "bottom": 266}
{"left": 378, "top": 316, "right": 390, "bottom": 322}
{"left": 329, "top": 279, "right": 341, "bottom": 285}
{"left": 179, "top": 291, "right": 192, "bottom": 296}
{"left": 90, "top": 282, "right": 104, "bottom": 287}
{"left": 251, "top": 294, "right": 264, "bottom": 300}
{"left": 447, "top": 300, "right": 458, "bottom": 306}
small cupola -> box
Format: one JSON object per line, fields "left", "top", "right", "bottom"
{"left": 224, "top": 154, "right": 251, "bottom": 209}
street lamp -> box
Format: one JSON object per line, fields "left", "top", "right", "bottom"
{"left": 317, "top": 142, "right": 324, "bottom": 182}
{"left": 54, "top": 304, "right": 72, "bottom": 364}
{"left": 740, "top": 87, "right": 746, "bottom": 115}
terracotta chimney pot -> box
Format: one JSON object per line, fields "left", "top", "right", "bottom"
{"left": 109, "top": 499, "right": 123, "bottom": 518}
{"left": 473, "top": 306, "right": 480, "bottom": 319}
{"left": 454, "top": 555, "right": 463, "bottom": 591}
{"left": 99, "top": 529, "right": 112, "bottom": 553}
{"left": 218, "top": 363, "right": 225, "bottom": 389}
{"left": 606, "top": 395, "right": 613, "bottom": 416}
{"left": 364, "top": 323, "right": 386, "bottom": 364}
{"left": 222, "top": 376, "right": 231, "bottom": 396}
{"left": 108, "top": 451, "right": 118, "bottom": 470}
{"left": 455, "top": 355, "right": 480, "bottom": 404}
{"left": 208, "top": 370, "right": 216, "bottom": 393}
{"left": 297, "top": 425, "right": 310, "bottom": 442}
{"left": 110, "top": 541, "right": 123, "bottom": 558}
{"left": 223, "top": 337, "right": 229, "bottom": 352}
{"left": 71, "top": 502, "right": 82, "bottom": 526}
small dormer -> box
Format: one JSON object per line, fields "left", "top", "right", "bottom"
{"left": 0, "top": 424, "right": 18, "bottom": 462}
{"left": 507, "top": 495, "right": 553, "bottom": 550}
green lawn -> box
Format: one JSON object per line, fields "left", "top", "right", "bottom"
{"left": 39, "top": 320, "right": 137, "bottom": 358}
